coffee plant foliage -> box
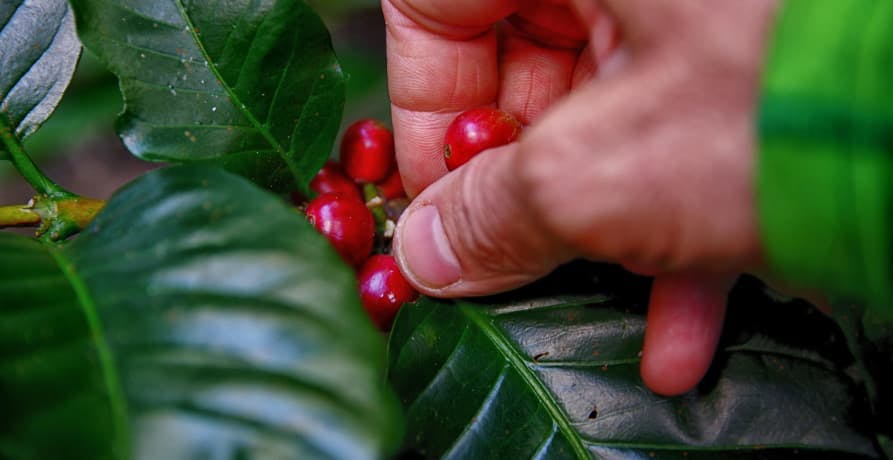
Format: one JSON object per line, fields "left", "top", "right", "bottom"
{"left": 1, "top": 1, "right": 890, "bottom": 459}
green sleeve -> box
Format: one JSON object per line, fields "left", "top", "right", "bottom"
{"left": 757, "top": 0, "right": 893, "bottom": 314}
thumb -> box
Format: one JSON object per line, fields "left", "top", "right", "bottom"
{"left": 392, "top": 143, "right": 574, "bottom": 297}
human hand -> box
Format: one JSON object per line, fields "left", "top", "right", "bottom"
{"left": 384, "top": 0, "right": 778, "bottom": 395}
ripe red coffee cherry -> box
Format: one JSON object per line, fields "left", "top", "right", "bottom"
{"left": 305, "top": 193, "right": 374, "bottom": 268}
{"left": 341, "top": 119, "right": 395, "bottom": 183}
{"left": 375, "top": 168, "right": 406, "bottom": 200}
{"left": 310, "top": 161, "right": 363, "bottom": 202}
{"left": 357, "top": 255, "right": 419, "bottom": 330}
{"left": 444, "top": 107, "right": 522, "bottom": 171}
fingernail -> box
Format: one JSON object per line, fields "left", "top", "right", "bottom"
{"left": 396, "top": 205, "right": 461, "bottom": 289}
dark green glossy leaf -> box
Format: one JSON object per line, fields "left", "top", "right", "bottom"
{"left": 389, "top": 265, "right": 880, "bottom": 459}
{"left": 1, "top": 165, "right": 401, "bottom": 459}
{"left": 68, "top": 0, "right": 345, "bottom": 192}
{"left": 21, "top": 52, "right": 123, "bottom": 159}
{"left": 0, "top": 0, "right": 82, "bottom": 160}
{"left": 834, "top": 302, "right": 893, "bottom": 454}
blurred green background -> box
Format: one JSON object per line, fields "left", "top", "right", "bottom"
{"left": 0, "top": 0, "right": 389, "bottom": 203}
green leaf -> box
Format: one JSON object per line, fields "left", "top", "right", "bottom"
{"left": 1, "top": 165, "right": 401, "bottom": 459}
{"left": 834, "top": 302, "right": 893, "bottom": 452}
{"left": 389, "top": 265, "right": 880, "bottom": 459}
{"left": 21, "top": 52, "right": 123, "bottom": 160}
{"left": 68, "top": 0, "right": 345, "bottom": 192}
{"left": 0, "top": 0, "right": 82, "bottom": 160}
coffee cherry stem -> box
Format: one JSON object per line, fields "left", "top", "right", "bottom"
{"left": 362, "top": 182, "right": 394, "bottom": 253}
{"left": 363, "top": 183, "right": 387, "bottom": 225}
{"left": 362, "top": 182, "right": 402, "bottom": 254}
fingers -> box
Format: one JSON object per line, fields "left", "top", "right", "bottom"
{"left": 392, "top": 144, "right": 575, "bottom": 297}
{"left": 390, "top": 62, "right": 672, "bottom": 297}
{"left": 388, "top": 0, "right": 518, "bottom": 36}
{"left": 517, "top": 56, "right": 761, "bottom": 272}
{"left": 569, "top": 0, "right": 669, "bottom": 49}
{"left": 392, "top": 49, "right": 761, "bottom": 295}
{"left": 508, "top": 0, "right": 589, "bottom": 49}
{"left": 389, "top": 107, "right": 465, "bottom": 198}
{"left": 384, "top": 0, "right": 513, "bottom": 196}
{"left": 384, "top": 0, "right": 511, "bottom": 111}
{"left": 497, "top": 25, "right": 579, "bottom": 125}
{"left": 514, "top": 67, "right": 690, "bottom": 270}
{"left": 640, "top": 275, "right": 732, "bottom": 396}
{"left": 385, "top": 0, "right": 610, "bottom": 196}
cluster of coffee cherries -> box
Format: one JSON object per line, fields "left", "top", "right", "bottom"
{"left": 295, "top": 119, "right": 416, "bottom": 331}
{"left": 297, "top": 108, "right": 522, "bottom": 331}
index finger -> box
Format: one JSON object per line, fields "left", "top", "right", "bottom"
{"left": 383, "top": 0, "right": 517, "bottom": 196}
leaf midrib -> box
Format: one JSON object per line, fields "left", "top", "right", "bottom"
{"left": 46, "top": 245, "right": 130, "bottom": 456}
{"left": 171, "top": 0, "right": 302, "bottom": 182}
{"left": 460, "top": 304, "right": 590, "bottom": 459}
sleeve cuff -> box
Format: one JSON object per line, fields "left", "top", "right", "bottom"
{"left": 757, "top": 0, "right": 893, "bottom": 312}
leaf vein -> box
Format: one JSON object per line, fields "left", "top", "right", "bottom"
{"left": 214, "top": 0, "right": 246, "bottom": 64}
{"left": 530, "top": 423, "right": 559, "bottom": 460}
{"left": 487, "top": 295, "right": 613, "bottom": 317}
{"left": 531, "top": 358, "right": 641, "bottom": 368}
{"left": 1, "top": 4, "right": 67, "bottom": 121}
{"left": 286, "top": 64, "right": 325, "bottom": 153}
{"left": 86, "top": 31, "right": 192, "bottom": 63}
{"left": 441, "top": 366, "right": 509, "bottom": 460}
{"left": 231, "top": 4, "right": 266, "bottom": 100}
{"left": 93, "top": 0, "right": 185, "bottom": 29}
{"left": 124, "top": 351, "right": 359, "bottom": 413}
{"left": 137, "top": 402, "right": 332, "bottom": 458}
{"left": 461, "top": 304, "right": 591, "bottom": 459}
{"left": 263, "top": 23, "right": 298, "bottom": 125}
{"left": 405, "top": 326, "right": 471, "bottom": 413}
{"left": 13, "top": 9, "right": 78, "bottom": 134}
{"left": 172, "top": 0, "right": 299, "bottom": 182}
{"left": 45, "top": 245, "right": 130, "bottom": 455}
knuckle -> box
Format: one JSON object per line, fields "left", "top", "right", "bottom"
{"left": 441, "top": 152, "right": 547, "bottom": 277}
{"left": 514, "top": 134, "right": 574, "bottom": 247}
